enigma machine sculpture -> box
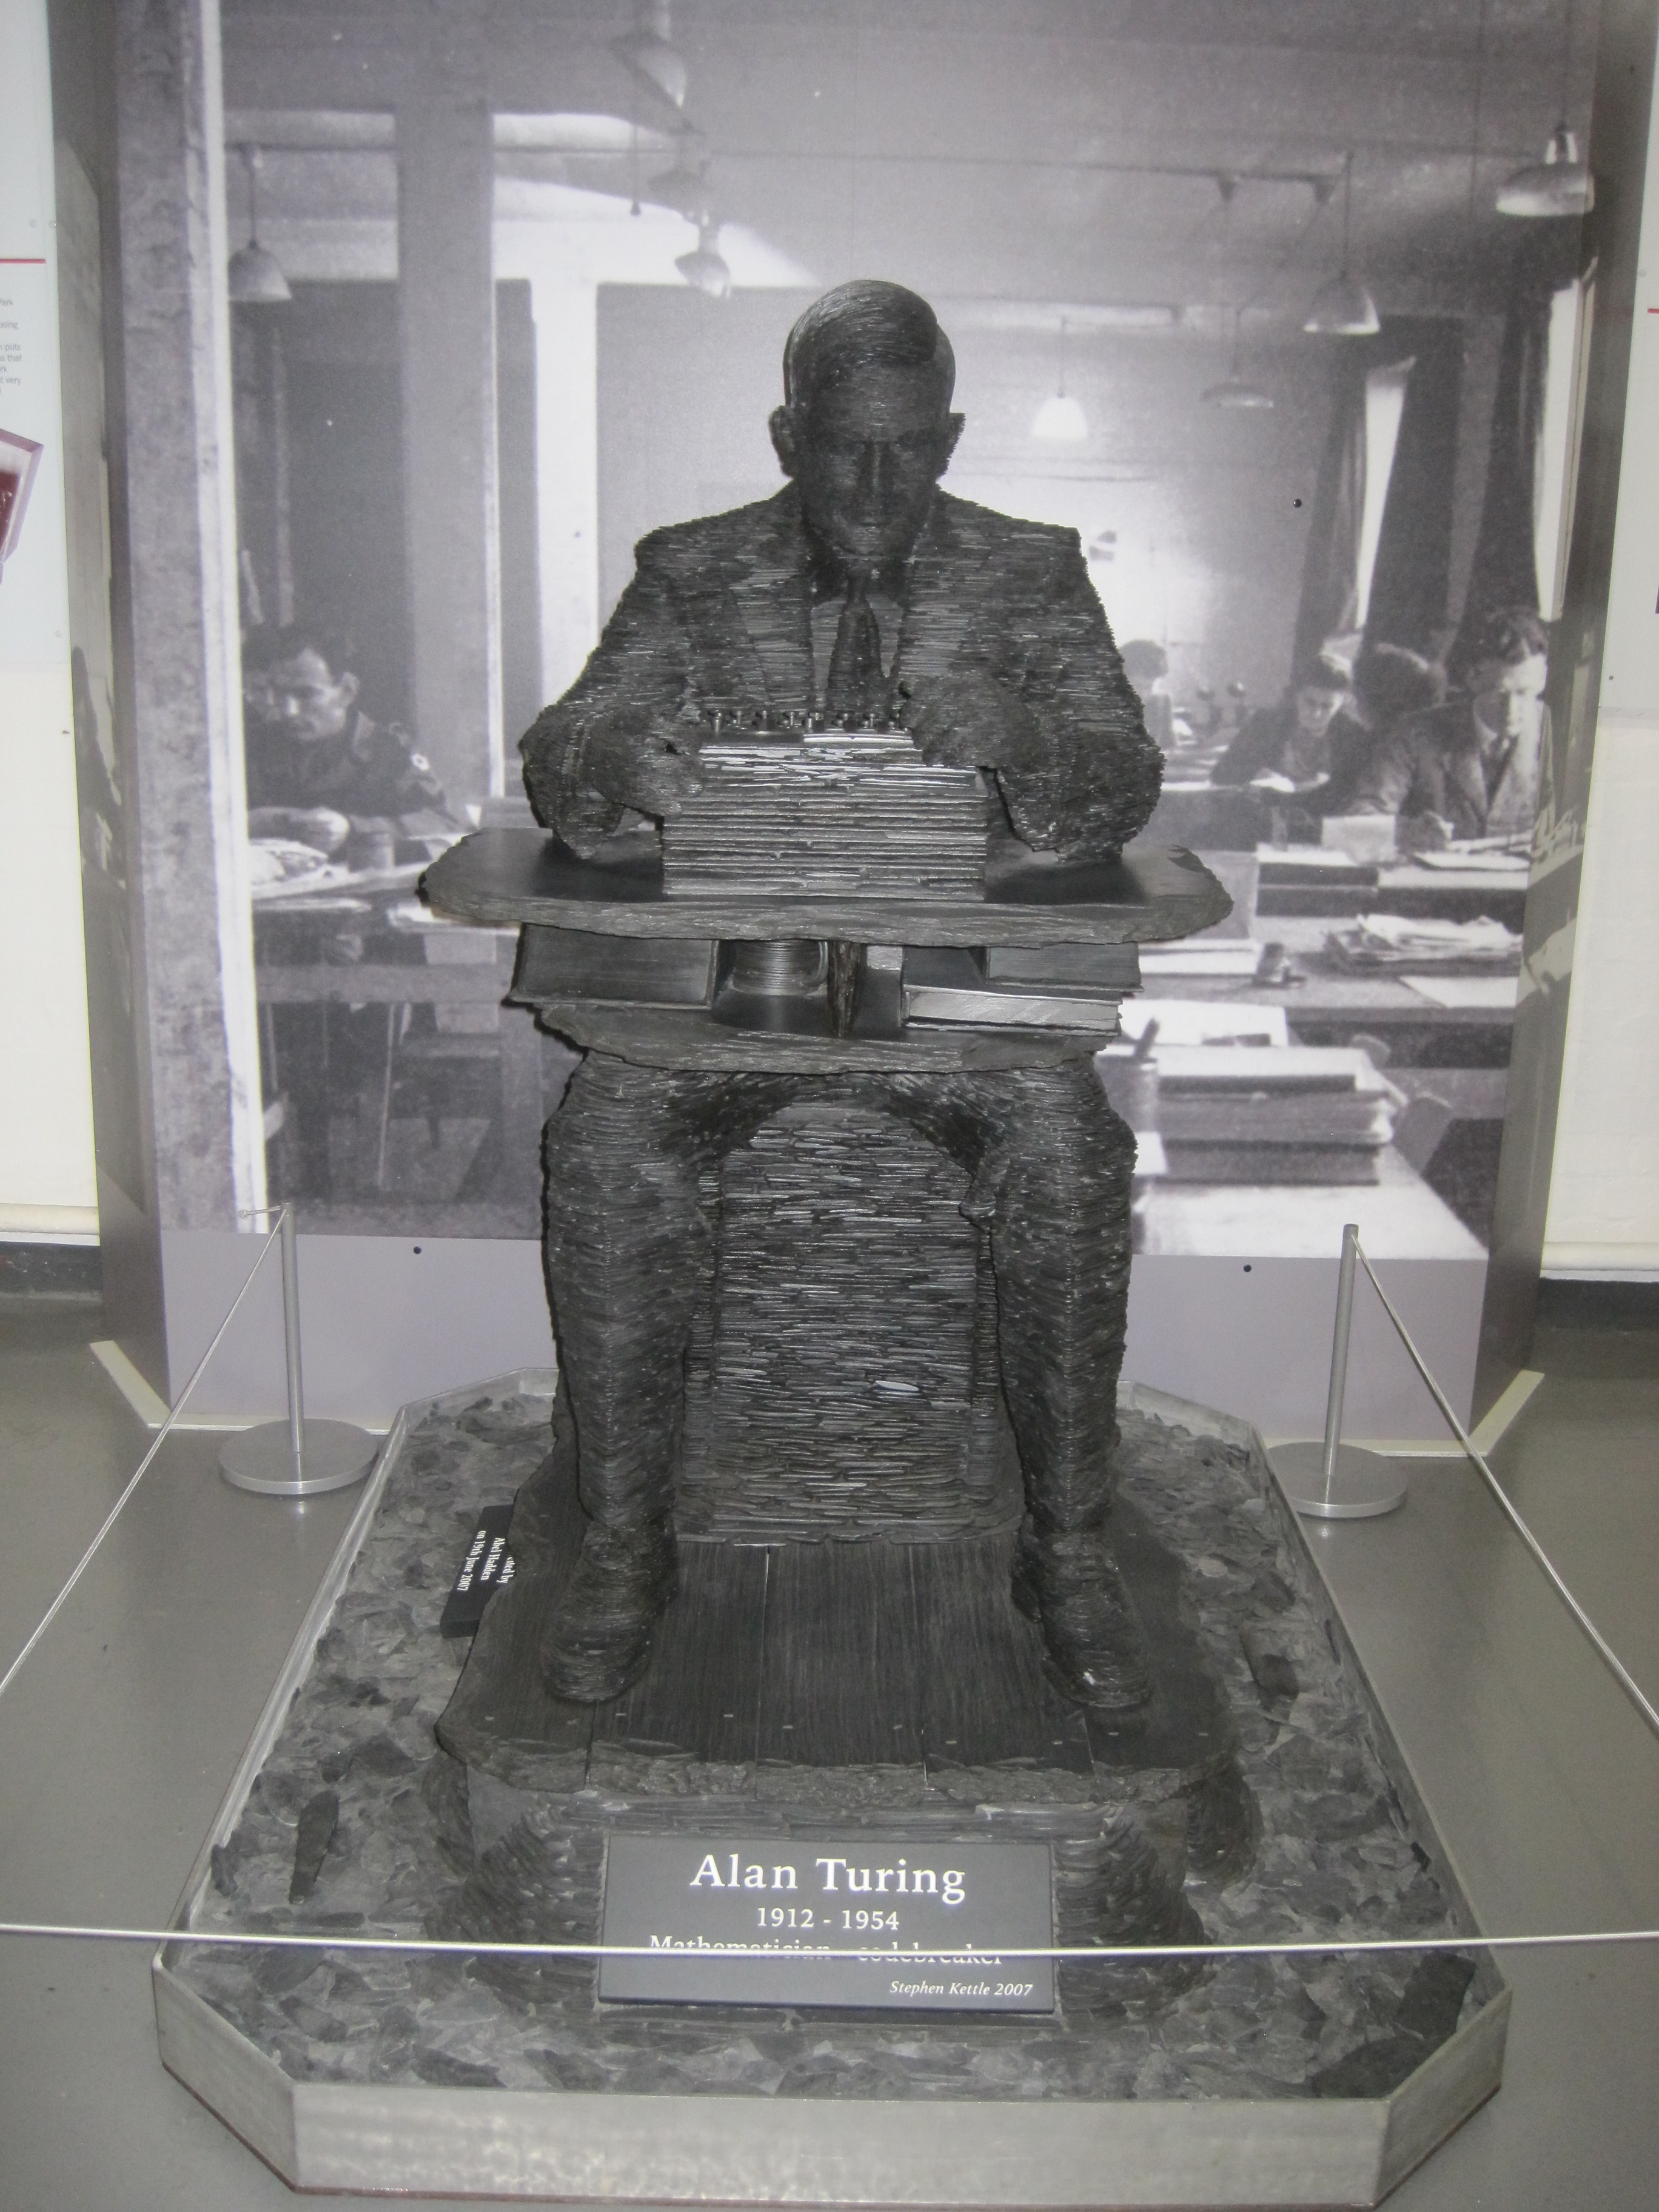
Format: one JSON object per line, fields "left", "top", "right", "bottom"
{"left": 156, "top": 284, "right": 1507, "bottom": 2208}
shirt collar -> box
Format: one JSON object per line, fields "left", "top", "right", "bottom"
{"left": 802, "top": 511, "right": 930, "bottom": 605}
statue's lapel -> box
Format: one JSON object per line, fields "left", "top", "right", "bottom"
{"left": 720, "top": 489, "right": 815, "bottom": 712}
{"left": 894, "top": 495, "right": 995, "bottom": 689}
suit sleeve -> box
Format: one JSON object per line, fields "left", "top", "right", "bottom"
{"left": 993, "top": 532, "right": 1164, "bottom": 858}
{"left": 1350, "top": 720, "right": 1428, "bottom": 818}
{"left": 519, "top": 540, "right": 692, "bottom": 854}
{"left": 1211, "top": 710, "right": 1282, "bottom": 788}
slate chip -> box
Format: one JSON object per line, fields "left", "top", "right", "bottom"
{"left": 289, "top": 1789, "right": 340, "bottom": 1903}
{"left": 1239, "top": 1623, "right": 1300, "bottom": 1705}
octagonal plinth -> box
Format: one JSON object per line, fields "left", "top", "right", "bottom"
{"left": 153, "top": 1375, "right": 1506, "bottom": 2207}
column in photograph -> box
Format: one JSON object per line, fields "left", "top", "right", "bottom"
{"left": 396, "top": 16, "right": 501, "bottom": 808}
{"left": 114, "top": 0, "right": 266, "bottom": 1236}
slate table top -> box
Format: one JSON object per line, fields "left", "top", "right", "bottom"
{"left": 421, "top": 828, "right": 1233, "bottom": 949}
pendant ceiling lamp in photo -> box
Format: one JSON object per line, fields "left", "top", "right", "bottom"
{"left": 1303, "top": 152, "right": 1379, "bottom": 336}
{"left": 1202, "top": 309, "right": 1274, "bottom": 410}
{"left": 1031, "top": 317, "right": 1088, "bottom": 441}
{"left": 612, "top": 0, "right": 689, "bottom": 111}
{"left": 1496, "top": 124, "right": 1594, "bottom": 216}
{"left": 1498, "top": 0, "right": 1594, "bottom": 216}
{"left": 676, "top": 216, "right": 731, "bottom": 297}
{"left": 227, "top": 146, "right": 292, "bottom": 305}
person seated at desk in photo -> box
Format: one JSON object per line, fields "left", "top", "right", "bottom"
{"left": 242, "top": 622, "right": 456, "bottom": 865}
{"left": 1350, "top": 640, "right": 1445, "bottom": 748}
{"left": 1208, "top": 642, "right": 1369, "bottom": 809}
{"left": 1349, "top": 606, "right": 1548, "bottom": 852}
{"left": 1120, "top": 638, "right": 1175, "bottom": 756}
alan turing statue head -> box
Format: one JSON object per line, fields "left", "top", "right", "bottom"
{"left": 769, "top": 280, "right": 965, "bottom": 576}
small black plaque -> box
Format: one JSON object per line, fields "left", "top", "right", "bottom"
{"left": 439, "top": 1505, "right": 516, "bottom": 1638}
{"left": 598, "top": 1834, "right": 1054, "bottom": 2011}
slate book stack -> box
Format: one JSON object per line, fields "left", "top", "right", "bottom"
{"left": 1153, "top": 1045, "right": 1401, "bottom": 1185}
{"left": 662, "top": 732, "right": 988, "bottom": 899}
{"left": 902, "top": 945, "right": 1137, "bottom": 1035}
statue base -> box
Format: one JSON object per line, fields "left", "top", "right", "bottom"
{"left": 155, "top": 1376, "right": 1507, "bottom": 2207}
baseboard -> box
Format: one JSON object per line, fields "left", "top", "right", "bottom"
{"left": 1263, "top": 1368, "right": 1543, "bottom": 1461}
{"left": 92, "top": 1338, "right": 170, "bottom": 1425}
{"left": 1535, "top": 1276, "right": 1659, "bottom": 1329}
{"left": 92, "top": 1337, "right": 400, "bottom": 1435}
{"left": 0, "top": 1238, "right": 103, "bottom": 1297}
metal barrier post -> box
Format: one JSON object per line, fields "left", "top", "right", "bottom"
{"left": 220, "top": 1207, "right": 380, "bottom": 1498}
{"left": 1269, "top": 1222, "right": 1408, "bottom": 1521}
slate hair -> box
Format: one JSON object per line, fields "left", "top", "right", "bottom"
{"left": 783, "top": 280, "right": 956, "bottom": 415}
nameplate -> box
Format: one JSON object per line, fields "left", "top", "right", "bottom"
{"left": 598, "top": 1834, "right": 1054, "bottom": 2011}
{"left": 438, "top": 1504, "right": 516, "bottom": 1638}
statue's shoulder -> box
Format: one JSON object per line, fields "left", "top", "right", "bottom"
{"left": 931, "top": 491, "right": 1082, "bottom": 571}
{"left": 634, "top": 489, "right": 795, "bottom": 574}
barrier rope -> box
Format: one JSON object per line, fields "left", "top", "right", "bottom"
{"left": 1353, "top": 1239, "right": 1659, "bottom": 1746}
{"left": 1, "top": 1220, "right": 1653, "bottom": 1967}
{"left": 0, "top": 1213, "right": 287, "bottom": 1711}
{"left": 0, "top": 1922, "right": 1654, "bottom": 1963}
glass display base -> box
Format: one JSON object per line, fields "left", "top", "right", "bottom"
{"left": 156, "top": 1375, "right": 1504, "bottom": 2208}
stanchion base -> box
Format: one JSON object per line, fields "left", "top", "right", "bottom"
{"left": 1269, "top": 1441, "right": 1409, "bottom": 1521}
{"left": 220, "top": 1418, "right": 379, "bottom": 1498}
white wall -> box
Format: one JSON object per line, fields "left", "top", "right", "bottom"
{"left": 1543, "top": 69, "right": 1659, "bottom": 1278}
{"left": 1545, "top": 722, "right": 1659, "bottom": 1273}
{"left": 0, "top": 0, "right": 98, "bottom": 1240}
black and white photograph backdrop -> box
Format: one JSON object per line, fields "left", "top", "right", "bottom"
{"left": 203, "top": 0, "right": 1600, "bottom": 1271}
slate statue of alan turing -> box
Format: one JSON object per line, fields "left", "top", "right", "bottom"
{"left": 521, "top": 280, "right": 1165, "bottom": 1715}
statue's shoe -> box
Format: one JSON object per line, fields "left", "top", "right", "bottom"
{"left": 536, "top": 1521, "right": 678, "bottom": 1704}
{"left": 1011, "top": 1521, "right": 1153, "bottom": 1712}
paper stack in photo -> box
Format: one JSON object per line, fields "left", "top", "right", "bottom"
{"left": 1150, "top": 1044, "right": 1402, "bottom": 1185}
{"left": 1255, "top": 845, "right": 1379, "bottom": 916}
{"left": 1325, "top": 912, "right": 1522, "bottom": 973}
{"left": 662, "top": 732, "right": 988, "bottom": 899}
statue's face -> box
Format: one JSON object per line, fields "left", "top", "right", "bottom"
{"left": 771, "top": 363, "right": 963, "bottom": 572}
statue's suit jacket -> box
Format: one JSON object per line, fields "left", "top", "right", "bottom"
{"left": 521, "top": 484, "right": 1162, "bottom": 860}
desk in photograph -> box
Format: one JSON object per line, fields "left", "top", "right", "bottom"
{"left": 1147, "top": 917, "right": 1517, "bottom": 1068}
{"left": 251, "top": 890, "right": 549, "bottom": 1219}
{"left": 1256, "top": 859, "right": 1529, "bottom": 930}
{"left": 1136, "top": 1146, "right": 1487, "bottom": 1258}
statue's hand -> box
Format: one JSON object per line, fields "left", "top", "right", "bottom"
{"left": 896, "top": 669, "right": 1041, "bottom": 773}
{"left": 578, "top": 710, "right": 705, "bottom": 817}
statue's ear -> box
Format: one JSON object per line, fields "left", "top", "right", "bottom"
{"left": 938, "top": 412, "right": 966, "bottom": 474}
{"left": 769, "top": 405, "right": 799, "bottom": 478}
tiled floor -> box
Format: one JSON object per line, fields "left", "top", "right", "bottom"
{"left": 0, "top": 1291, "right": 1654, "bottom": 2210}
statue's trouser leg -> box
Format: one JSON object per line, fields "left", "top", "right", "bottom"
{"left": 538, "top": 1053, "right": 793, "bottom": 1696}
{"left": 882, "top": 1061, "right": 1135, "bottom": 1532}
{"left": 882, "top": 1061, "right": 1148, "bottom": 1708}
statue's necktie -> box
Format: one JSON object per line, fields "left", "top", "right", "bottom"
{"left": 823, "top": 572, "right": 884, "bottom": 727}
